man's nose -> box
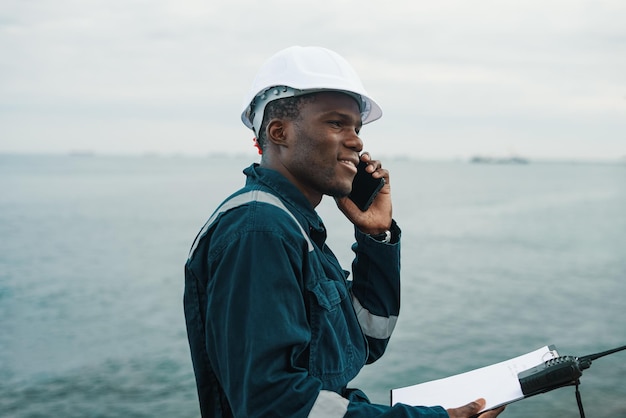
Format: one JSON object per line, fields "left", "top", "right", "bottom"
{"left": 346, "top": 129, "right": 363, "bottom": 153}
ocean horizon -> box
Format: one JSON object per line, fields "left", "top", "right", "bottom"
{"left": 1, "top": 153, "right": 624, "bottom": 417}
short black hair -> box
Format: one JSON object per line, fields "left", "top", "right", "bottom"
{"left": 256, "top": 94, "right": 317, "bottom": 151}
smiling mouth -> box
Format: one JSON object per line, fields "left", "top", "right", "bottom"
{"left": 339, "top": 159, "right": 358, "bottom": 173}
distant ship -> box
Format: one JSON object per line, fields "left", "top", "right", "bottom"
{"left": 68, "top": 150, "right": 96, "bottom": 157}
{"left": 470, "top": 155, "right": 529, "bottom": 164}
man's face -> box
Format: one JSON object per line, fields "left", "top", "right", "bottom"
{"left": 281, "top": 91, "right": 364, "bottom": 205}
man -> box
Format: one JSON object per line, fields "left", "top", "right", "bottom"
{"left": 184, "top": 46, "right": 504, "bottom": 418}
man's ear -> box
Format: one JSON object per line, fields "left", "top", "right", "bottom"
{"left": 267, "top": 119, "right": 289, "bottom": 147}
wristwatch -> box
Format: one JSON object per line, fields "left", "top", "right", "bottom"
{"left": 369, "top": 230, "right": 392, "bottom": 243}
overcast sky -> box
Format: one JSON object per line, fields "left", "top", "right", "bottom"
{"left": 1, "top": 0, "right": 624, "bottom": 160}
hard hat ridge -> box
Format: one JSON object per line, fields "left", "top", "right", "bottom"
{"left": 241, "top": 46, "right": 382, "bottom": 135}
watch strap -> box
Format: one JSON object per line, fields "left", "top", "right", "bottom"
{"left": 369, "top": 230, "right": 392, "bottom": 243}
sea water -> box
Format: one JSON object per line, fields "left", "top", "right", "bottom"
{"left": 1, "top": 154, "right": 624, "bottom": 417}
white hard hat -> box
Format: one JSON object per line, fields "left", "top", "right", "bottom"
{"left": 241, "top": 46, "right": 382, "bottom": 135}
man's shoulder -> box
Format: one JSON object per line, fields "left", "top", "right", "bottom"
{"left": 218, "top": 188, "right": 296, "bottom": 221}
{"left": 187, "top": 185, "right": 314, "bottom": 264}
{"left": 209, "top": 188, "right": 308, "bottom": 241}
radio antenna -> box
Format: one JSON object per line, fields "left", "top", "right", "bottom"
{"left": 578, "top": 344, "right": 626, "bottom": 369}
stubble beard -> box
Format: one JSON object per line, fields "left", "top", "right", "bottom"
{"left": 291, "top": 121, "right": 354, "bottom": 199}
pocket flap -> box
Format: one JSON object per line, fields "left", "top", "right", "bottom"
{"left": 309, "top": 279, "right": 347, "bottom": 311}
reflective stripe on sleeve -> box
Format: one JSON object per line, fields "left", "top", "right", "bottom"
{"left": 352, "top": 295, "right": 398, "bottom": 340}
{"left": 308, "top": 390, "right": 349, "bottom": 418}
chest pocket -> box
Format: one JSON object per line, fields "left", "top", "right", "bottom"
{"left": 309, "top": 279, "right": 346, "bottom": 311}
{"left": 305, "top": 262, "right": 366, "bottom": 389}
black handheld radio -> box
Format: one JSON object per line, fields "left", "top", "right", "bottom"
{"left": 518, "top": 355, "right": 586, "bottom": 396}
{"left": 518, "top": 344, "right": 626, "bottom": 396}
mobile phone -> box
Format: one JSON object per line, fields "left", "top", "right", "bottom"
{"left": 348, "top": 160, "right": 385, "bottom": 211}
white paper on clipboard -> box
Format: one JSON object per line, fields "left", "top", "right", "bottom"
{"left": 390, "top": 345, "right": 559, "bottom": 412}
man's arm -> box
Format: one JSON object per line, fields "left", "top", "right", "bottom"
{"left": 336, "top": 154, "right": 399, "bottom": 361}
{"left": 204, "top": 228, "right": 321, "bottom": 417}
{"left": 349, "top": 221, "right": 401, "bottom": 362}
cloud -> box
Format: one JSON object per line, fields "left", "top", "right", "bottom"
{"left": 1, "top": 0, "right": 624, "bottom": 159}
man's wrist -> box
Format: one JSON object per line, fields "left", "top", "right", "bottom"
{"left": 369, "top": 230, "right": 392, "bottom": 243}
{"left": 364, "top": 220, "right": 400, "bottom": 244}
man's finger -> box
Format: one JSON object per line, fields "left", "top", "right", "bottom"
{"left": 446, "top": 398, "right": 486, "bottom": 418}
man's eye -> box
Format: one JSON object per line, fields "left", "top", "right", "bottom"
{"left": 329, "top": 120, "right": 342, "bottom": 127}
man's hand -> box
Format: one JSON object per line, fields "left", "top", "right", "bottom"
{"left": 446, "top": 399, "right": 505, "bottom": 418}
{"left": 335, "top": 153, "right": 393, "bottom": 234}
